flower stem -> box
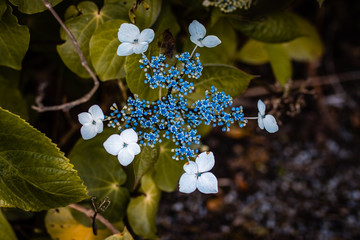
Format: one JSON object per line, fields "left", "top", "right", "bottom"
{"left": 244, "top": 116, "right": 258, "bottom": 120}
{"left": 189, "top": 45, "right": 198, "bottom": 59}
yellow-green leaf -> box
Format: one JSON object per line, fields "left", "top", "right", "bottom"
{"left": 264, "top": 43, "right": 292, "bottom": 86}
{"left": 89, "top": 19, "right": 127, "bottom": 81}
{"left": 0, "top": 210, "right": 17, "bottom": 240}
{"left": 0, "top": 5, "right": 29, "bottom": 70}
{"left": 104, "top": 227, "right": 133, "bottom": 240}
{"left": 0, "top": 108, "right": 88, "bottom": 211}
{"left": 133, "top": 145, "right": 159, "bottom": 187}
{"left": 69, "top": 128, "right": 130, "bottom": 222}
{"left": 45, "top": 207, "right": 117, "bottom": 240}
{"left": 237, "top": 39, "right": 269, "bottom": 65}
{"left": 134, "top": 0, "right": 162, "bottom": 29}
{"left": 127, "top": 174, "right": 160, "bottom": 239}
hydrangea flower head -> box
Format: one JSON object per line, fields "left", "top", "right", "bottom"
{"left": 257, "top": 99, "right": 279, "bottom": 133}
{"left": 78, "top": 105, "right": 104, "bottom": 140}
{"left": 117, "top": 23, "right": 155, "bottom": 56}
{"left": 103, "top": 128, "right": 141, "bottom": 166}
{"left": 179, "top": 152, "right": 218, "bottom": 194}
{"left": 189, "top": 20, "right": 221, "bottom": 48}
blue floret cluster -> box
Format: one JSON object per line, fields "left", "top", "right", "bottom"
{"left": 107, "top": 52, "right": 247, "bottom": 160}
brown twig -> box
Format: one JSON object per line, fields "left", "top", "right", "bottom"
{"left": 68, "top": 204, "right": 120, "bottom": 234}
{"left": 32, "top": 0, "right": 99, "bottom": 112}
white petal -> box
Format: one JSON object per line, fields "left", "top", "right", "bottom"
{"left": 95, "top": 120, "right": 103, "bottom": 133}
{"left": 190, "top": 35, "right": 204, "bottom": 47}
{"left": 189, "top": 20, "right": 206, "bottom": 39}
{"left": 183, "top": 161, "right": 198, "bottom": 174}
{"left": 201, "top": 35, "right": 221, "bottom": 48}
{"left": 126, "top": 143, "right": 141, "bottom": 156}
{"left": 117, "top": 148, "right": 135, "bottom": 166}
{"left": 78, "top": 112, "right": 92, "bottom": 125}
{"left": 139, "top": 29, "right": 155, "bottom": 43}
{"left": 88, "top": 105, "right": 104, "bottom": 120}
{"left": 258, "top": 112, "right": 264, "bottom": 130}
{"left": 117, "top": 43, "right": 135, "bottom": 56}
{"left": 133, "top": 42, "right": 149, "bottom": 54}
{"left": 80, "top": 124, "right": 97, "bottom": 140}
{"left": 179, "top": 173, "right": 197, "bottom": 194}
{"left": 196, "top": 172, "right": 218, "bottom": 194}
{"left": 257, "top": 99, "right": 266, "bottom": 116}
{"left": 120, "top": 128, "right": 138, "bottom": 143}
{"left": 118, "top": 23, "right": 140, "bottom": 43}
{"left": 103, "top": 134, "right": 124, "bottom": 156}
{"left": 263, "top": 115, "right": 279, "bottom": 133}
{"left": 195, "top": 152, "right": 215, "bottom": 173}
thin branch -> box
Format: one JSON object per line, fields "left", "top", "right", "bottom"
{"left": 68, "top": 204, "right": 120, "bottom": 234}
{"left": 32, "top": 0, "right": 100, "bottom": 112}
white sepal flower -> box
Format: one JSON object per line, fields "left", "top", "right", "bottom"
{"left": 179, "top": 152, "right": 218, "bottom": 194}
{"left": 103, "top": 128, "right": 141, "bottom": 166}
{"left": 117, "top": 23, "right": 155, "bottom": 56}
{"left": 78, "top": 105, "right": 104, "bottom": 140}
{"left": 189, "top": 20, "right": 221, "bottom": 48}
{"left": 257, "top": 99, "right": 279, "bottom": 133}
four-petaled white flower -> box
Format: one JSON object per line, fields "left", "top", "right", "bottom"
{"left": 78, "top": 105, "right": 104, "bottom": 140}
{"left": 103, "top": 128, "right": 141, "bottom": 166}
{"left": 179, "top": 151, "right": 218, "bottom": 194}
{"left": 257, "top": 99, "right": 279, "bottom": 133}
{"left": 189, "top": 20, "right": 221, "bottom": 48}
{"left": 117, "top": 23, "right": 155, "bottom": 56}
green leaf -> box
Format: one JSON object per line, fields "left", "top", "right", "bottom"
{"left": 104, "top": 227, "right": 134, "bottom": 240}
{"left": 186, "top": 65, "right": 254, "bottom": 102}
{"left": 90, "top": 19, "right": 127, "bottom": 81}
{"left": 127, "top": 174, "right": 160, "bottom": 239}
{"left": 133, "top": 145, "right": 159, "bottom": 187}
{"left": 153, "top": 139, "right": 184, "bottom": 192}
{"left": 57, "top": 1, "right": 127, "bottom": 78}
{"left": 0, "top": 0, "right": 6, "bottom": 17}
{"left": 0, "top": 108, "right": 88, "bottom": 211}
{"left": 0, "top": 5, "right": 29, "bottom": 70}
{"left": 231, "top": 12, "right": 302, "bottom": 43}
{"left": 237, "top": 39, "right": 269, "bottom": 65}
{"left": 134, "top": 0, "right": 162, "bottom": 29}
{"left": 184, "top": 19, "right": 236, "bottom": 65}
{"left": 0, "top": 67, "right": 28, "bottom": 120}
{"left": 69, "top": 128, "right": 130, "bottom": 222}
{"left": 8, "top": 0, "right": 62, "bottom": 14}
{"left": 283, "top": 13, "right": 324, "bottom": 62}
{"left": 153, "top": 1, "right": 180, "bottom": 37}
{"left": 0, "top": 210, "right": 17, "bottom": 240}
{"left": 264, "top": 44, "right": 292, "bottom": 86}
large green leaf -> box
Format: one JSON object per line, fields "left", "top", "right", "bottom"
{"left": 133, "top": 145, "right": 159, "bottom": 187}
{"left": 127, "top": 174, "right": 160, "bottom": 239}
{"left": 8, "top": 0, "right": 62, "bottom": 14}
{"left": 89, "top": 19, "right": 127, "bottom": 81}
{"left": 0, "top": 210, "right": 17, "bottom": 240}
{"left": 0, "top": 0, "right": 6, "bottom": 17}
{"left": 153, "top": 1, "right": 180, "bottom": 37}
{"left": 264, "top": 44, "right": 292, "bottom": 86}
{"left": 283, "top": 13, "right": 324, "bottom": 62}
{"left": 57, "top": 1, "right": 127, "bottom": 78}
{"left": 153, "top": 139, "right": 184, "bottom": 192}
{"left": 134, "top": 0, "right": 162, "bottom": 29}
{"left": 69, "top": 129, "right": 130, "bottom": 222}
{"left": 0, "top": 5, "right": 29, "bottom": 70}
{"left": 184, "top": 19, "right": 236, "bottom": 65}
{"left": 0, "top": 108, "right": 88, "bottom": 211}
{"left": 231, "top": 12, "right": 302, "bottom": 43}
{"left": 0, "top": 67, "right": 28, "bottom": 120}
{"left": 186, "top": 64, "right": 254, "bottom": 102}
